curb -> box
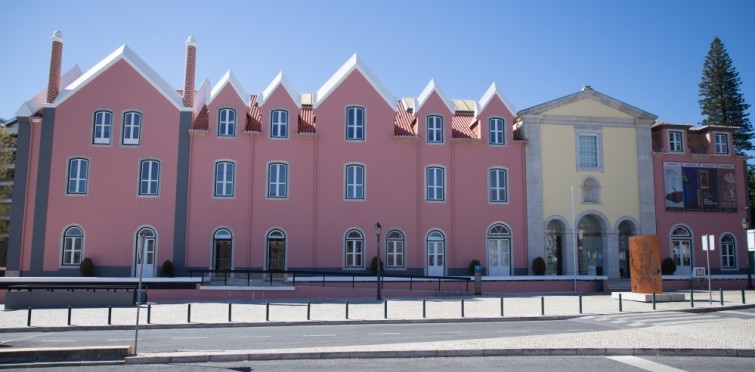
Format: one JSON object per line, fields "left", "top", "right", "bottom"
{"left": 0, "top": 345, "right": 131, "bottom": 367}
{"left": 124, "top": 347, "right": 755, "bottom": 364}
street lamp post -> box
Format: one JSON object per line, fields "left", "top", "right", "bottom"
{"left": 374, "top": 222, "right": 382, "bottom": 301}
{"left": 133, "top": 234, "right": 146, "bottom": 355}
{"left": 742, "top": 218, "right": 753, "bottom": 290}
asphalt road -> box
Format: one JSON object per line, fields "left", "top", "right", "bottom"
{"left": 7, "top": 356, "right": 755, "bottom": 372}
{"left": 2, "top": 309, "right": 753, "bottom": 353}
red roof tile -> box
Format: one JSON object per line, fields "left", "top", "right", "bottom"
{"left": 394, "top": 100, "right": 417, "bottom": 136}
{"left": 451, "top": 113, "right": 478, "bottom": 140}
{"left": 245, "top": 95, "right": 262, "bottom": 132}
{"left": 298, "top": 107, "right": 316, "bottom": 135}
{"left": 192, "top": 105, "right": 209, "bottom": 131}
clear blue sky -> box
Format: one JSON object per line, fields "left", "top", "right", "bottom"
{"left": 1, "top": 0, "right": 754, "bottom": 131}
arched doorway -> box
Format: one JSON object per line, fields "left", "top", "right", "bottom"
{"left": 213, "top": 228, "right": 232, "bottom": 277}
{"left": 670, "top": 225, "right": 693, "bottom": 276}
{"left": 617, "top": 221, "right": 636, "bottom": 278}
{"left": 578, "top": 215, "right": 603, "bottom": 275}
{"left": 487, "top": 223, "right": 511, "bottom": 276}
{"left": 267, "top": 229, "right": 286, "bottom": 280}
{"left": 135, "top": 228, "right": 156, "bottom": 278}
{"left": 545, "top": 220, "right": 564, "bottom": 275}
{"left": 426, "top": 230, "right": 445, "bottom": 276}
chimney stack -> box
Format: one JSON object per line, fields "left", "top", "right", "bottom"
{"left": 46, "top": 30, "right": 64, "bottom": 104}
{"left": 183, "top": 35, "right": 197, "bottom": 108}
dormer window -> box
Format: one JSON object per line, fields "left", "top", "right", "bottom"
{"left": 346, "top": 106, "right": 365, "bottom": 141}
{"left": 714, "top": 133, "right": 729, "bottom": 154}
{"left": 427, "top": 115, "right": 444, "bottom": 143}
{"left": 668, "top": 130, "right": 684, "bottom": 152}
{"left": 270, "top": 110, "right": 289, "bottom": 138}
{"left": 218, "top": 108, "right": 236, "bottom": 137}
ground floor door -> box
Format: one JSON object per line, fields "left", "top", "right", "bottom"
{"left": 214, "top": 240, "right": 232, "bottom": 274}
{"left": 671, "top": 239, "right": 693, "bottom": 276}
{"left": 487, "top": 238, "right": 511, "bottom": 276}
{"left": 267, "top": 231, "right": 286, "bottom": 280}
{"left": 136, "top": 233, "right": 156, "bottom": 278}
{"left": 427, "top": 232, "right": 445, "bottom": 276}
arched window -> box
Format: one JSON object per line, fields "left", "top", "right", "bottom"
{"left": 721, "top": 234, "right": 737, "bottom": 269}
{"left": 218, "top": 108, "right": 236, "bottom": 137}
{"left": 62, "top": 226, "right": 84, "bottom": 265}
{"left": 122, "top": 111, "right": 142, "bottom": 145}
{"left": 345, "top": 229, "right": 364, "bottom": 268}
{"left": 582, "top": 177, "right": 601, "bottom": 203}
{"left": 386, "top": 230, "right": 405, "bottom": 268}
{"left": 67, "top": 158, "right": 89, "bottom": 194}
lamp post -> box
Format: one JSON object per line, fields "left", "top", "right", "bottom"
{"left": 374, "top": 222, "right": 382, "bottom": 301}
{"left": 742, "top": 218, "right": 753, "bottom": 290}
{"left": 133, "top": 233, "right": 146, "bottom": 355}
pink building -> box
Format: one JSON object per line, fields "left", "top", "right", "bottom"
{"left": 6, "top": 33, "right": 527, "bottom": 280}
{"left": 652, "top": 122, "right": 750, "bottom": 285}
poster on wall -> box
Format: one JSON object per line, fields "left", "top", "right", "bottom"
{"left": 718, "top": 164, "right": 737, "bottom": 212}
{"left": 663, "top": 162, "right": 684, "bottom": 211}
{"left": 700, "top": 164, "right": 719, "bottom": 211}
{"left": 682, "top": 163, "right": 701, "bottom": 211}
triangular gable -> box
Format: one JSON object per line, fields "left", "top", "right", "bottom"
{"left": 315, "top": 53, "right": 395, "bottom": 109}
{"left": 258, "top": 71, "right": 299, "bottom": 107}
{"left": 479, "top": 82, "right": 516, "bottom": 115}
{"left": 517, "top": 86, "right": 656, "bottom": 120}
{"left": 16, "top": 65, "right": 82, "bottom": 117}
{"left": 193, "top": 78, "right": 212, "bottom": 114}
{"left": 54, "top": 45, "right": 189, "bottom": 111}
{"left": 208, "top": 70, "right": 249, "bottom": 106}
{"left": 416, "top": 79, "right": 454, "bottom": 114}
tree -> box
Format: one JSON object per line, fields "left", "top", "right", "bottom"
{"left": 699, "top": 37, "right": 753, "bottom": 155}
{"left": 0, "top": 125, "right": 16, "bottom": 270}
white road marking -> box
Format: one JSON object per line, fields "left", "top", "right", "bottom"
{"left": 238, "top": 335, "right": 272, "bottom": 338}
{"left": 608, "top": 356, "right": 686, "bottom": 372}
{"left": 41, "top": 339, "right": 76, "bottom": 342}
{"left": 722, "top": 310, "right": 755, "bottom": 316}
{"left": 171, "top": 336, "right": 208, "bottom": 340}
{"left": 431, "top": 331, "right": 463, "bottom": 334}
{"left": 367, "top": 333, "right": 401, "bottom": 335}
{"left": 106, "top": 339, "right": 133, "bottom": 341}
{"left": 302, "top": 334, "right": 336, "bottom": 337}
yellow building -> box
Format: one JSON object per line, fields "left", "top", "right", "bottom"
{"left": 517, "top": 86, "right": 657, "bottom": 279}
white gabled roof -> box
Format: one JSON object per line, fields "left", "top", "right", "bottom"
{"left": 17, "top": 65, "right": 83, "bottom": 117}
{"left": 258, "top": 71, "right": 299, "bottom": 107}
{"left": 416, "top": 79, "right": 454, "bottom": 114}
{"left": 479, "top": 82, "right": 516, "bottom": 115}
{"left": 208, "top": 70, "right": 249, "bottom": 106}
{"left": 194, "top": 77, "right": 212, "bottom": 111}
{"left": 54, "top": 45, "right": 189, "bottom": 111}
{"left": 315, "top": 53, "right": 395, "bottom": 109}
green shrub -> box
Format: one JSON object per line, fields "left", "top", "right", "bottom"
{"left": 661, "top": 257, "right": 676, "bottom": 275}
{"left": 531, "top": 256, "right": 546, "bottom": 275}
{"left": 370, "top": 256, "right": 384, "bottom": 274}
{"left": 468, "top": 259, "right": 481, "bottom": 275}
{"left": 161, "top": 260, "right": 176, "bottom": 277}
{"left": 79, "top": 257, "right": 94, "bottom": 277}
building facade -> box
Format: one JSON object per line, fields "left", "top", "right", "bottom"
{"left": 4, "top": 33, "right": 751, "bottom": 288}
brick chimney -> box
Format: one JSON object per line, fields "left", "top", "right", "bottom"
{"left": 46, "top": 30, "right": 64, "bottom": 104}
{"left": 183, "top": 35, "right": 197, "bottom": 108}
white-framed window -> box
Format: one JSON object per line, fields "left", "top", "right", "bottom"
{"left": 427, "top": 115, "right": 444, "bottom": 143}
{"left": 61, "top": 226, "right": 84, "bottom": 266}
{"left": 346, "top": 106, "right": 365, "bottom": 140}
{"left": 714, "top": 133, "right": 729, "bottom": 154}
{"left": 345, "top": 164, "right": 365, "bottom": 200}
{"left": 670, "top": 225, "right": 693, "bottom": 271}
{"left": 577, "top": 133, "right": 600, "bottom": 169}
{"left": 489, "top": 117, "right": 505, "bottom": 145}
{"left": 122, "top": 111, "right": 142, "bottom": 145}
{"left": 271, "top": 110, "right": 289, "bottom": 138}
{"left": 93, "top": 111, "right": 112, "bottom": 145}
{"left": 218, "top": 108, "right": 236, "bottom": 137}
{"left": 214, "top": 161, "right": 235, "bottom": 197}
{"left": 721, "top": 234, "right": 737, "bottom": 269}
{"left": 345, "top": 229, "right": 364, "bottom": 268}
{"left": 668, "top": 130, "right": 684, "bottom": 153}
{"left": 267, "top": 162, "right": 288, "bottom": 198}
{"left": 67, "top": 158, "right": 89, "bottom": 194}
{"left": 489, "top": 168, "right": 508, "bottom": 203}
{"left": 581, "top": 177, "right": 601, "bottom": 203}
{"left": 426, "top": 166, "right": 445, "bottom": 201}
{"left": 386, "top": 230, "right": 405, "bottom": 268}
{"left": 139, "top": 160, "right": 160, "bottom": 196}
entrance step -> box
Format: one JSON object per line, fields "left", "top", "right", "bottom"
{"left": 607, "top": 279, "right": 631, "bottom": 291}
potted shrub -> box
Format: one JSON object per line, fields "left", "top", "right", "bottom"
{"left": 661, "top": 257, "right": 676, "bottom": 275}
{"left": 468, "top": 259, "right": 481, "bottom": 275}
{"left": 161, "top": 260, "right": 176, "bottom": 277}
{"left": 79, "top": 257, "right": 94, "bottom": 277}
{"left": 370, "top": 256, "right": 384, "bottom": 275}
{"left": 531, "top": 256, "right": 546, "bottom": 275}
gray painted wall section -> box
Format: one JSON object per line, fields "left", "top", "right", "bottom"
{"left": 6, "top": 117, "right": 32, "bottom": 273}
{"left": 635, "top": 122, "right": 657, "bottom": 235}
{"left": 522, "top": 116, "right": 545, "bottom": 274}
{"left": 29, "top": 108, "right": 56, "bottom": 275}
{"left": 172, "top": 112, "right": 191, "bottom": 275}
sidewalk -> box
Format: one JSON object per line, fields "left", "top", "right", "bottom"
{"left": 1, "top": 290, "right": 755, "bottom": 366}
